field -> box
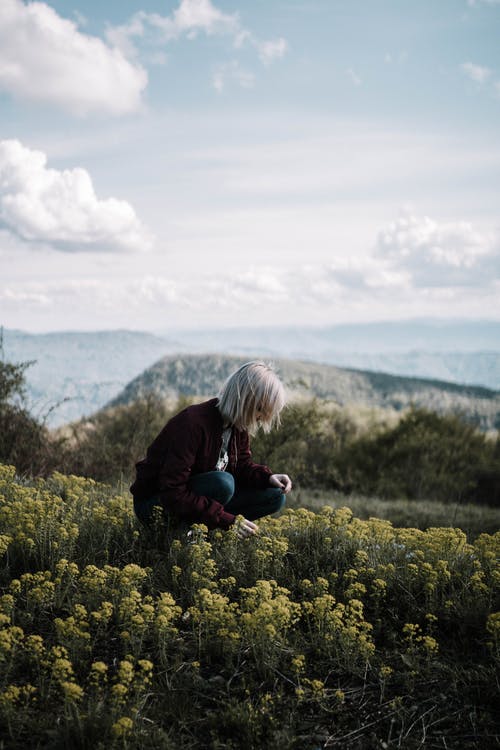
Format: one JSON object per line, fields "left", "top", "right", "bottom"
{"left": 0, "top": 463, "right": 499, "bottom": 749}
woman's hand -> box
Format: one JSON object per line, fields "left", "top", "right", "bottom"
{"left": 235, "top": 517, "right": 259, "bottom": 539}
{"left": 269, "top": 474, "right": 292, "bottom": 493}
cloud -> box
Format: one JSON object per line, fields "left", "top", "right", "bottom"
{"left": 171, "top": 0, "right": 239, "bottom": 36}
{"left": 107, "top": 0, "right": 287, "bottom": 83}
{"left": 346, "top": 68, "right": 362, "bottom": 86}
{"left": 375, "top": 212, "right": 499, "bottom": 287}
{"left": 256, "top": 38, "right": 288, "bottom": 65}
{"left": 0, "top": 140, "right": 152, "bottom": 252}
{"left": 460, "top": 62, "right": 492, "bottom": 83}
{"left": 0, "top": 0, "right": 147, "bottom": 116}
{"left": 106, "top": 1, "right": 239, "bottom": 52}
{"left": 0, "top": 270, "right": 287, "bottom": 316}
{"left": 2, "top": 248, "right": 499, "bottom": 331}
{"left": 460, "top": 61, "right": 500, "bottom": 100}
{"left": 212, "top": 61, "right": 255, "bottom": 92}
{"left": 0, "top": 287, "right": 51, "bottom": 306}
{"left": 467, "top": 0, "right": 500, "bottom": 6}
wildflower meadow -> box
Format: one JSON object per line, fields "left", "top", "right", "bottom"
{"left": 0, "top": 463, "right": 498, "bottom": 748}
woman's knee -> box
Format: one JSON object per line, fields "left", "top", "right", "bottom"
{"left": 188, "top": 471, "right": 235, "bottom": 504}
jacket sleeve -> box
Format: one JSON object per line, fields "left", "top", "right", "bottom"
{"left": 233, "top": 429, "right": 273, "bottom": 488}
{"left": 157, "top": 412, "right": 236, "bottom": 531}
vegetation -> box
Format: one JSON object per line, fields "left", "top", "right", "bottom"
{"left": 252, "top": 401, "right": 500, "bottom": 507}
{"left": 0, "top": 350, "right": 499, "bottom": 747}
{"left": 1, "top": 347, "right": 499, "bottom": 508}
{"left": 0, "top": 464, "right": 498, "bottom": 749}
{"left": 57, "top": 396, "right": 180, "bottom": 484}
{"left": 292, "top": 491, "right": 500, "bottom": 541}
{"left": 0, "top": 340, "right": 62, "bottom": 478}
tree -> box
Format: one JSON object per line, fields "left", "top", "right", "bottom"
{"left": 0, "top": 329, "right": 58, "bottom": 476}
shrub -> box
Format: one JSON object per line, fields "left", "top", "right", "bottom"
{"left": 251, "top": 400, "right": 356, "bottom": 489}
{"left": 59, "top": 396, "right": 187, "bottom": 485}
{"left": 341, "top": 407, "right": 500, "bottom": 504}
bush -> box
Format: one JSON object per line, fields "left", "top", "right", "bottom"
{"left": 59, "top": 396, "right": 191, "bottom": 485}
{"left": 251, "top": 400, "right": 356, "bottom": 489}
{"left": 339, "top": 407, "right": 500, "bottom": 504}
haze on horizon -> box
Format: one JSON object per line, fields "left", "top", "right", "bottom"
{"left": 0, "top": 0, "right": 499, "bottom": 333}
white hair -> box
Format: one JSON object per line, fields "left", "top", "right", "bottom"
{"left": 217, "top": 361, "right": 286, "bottom": 435}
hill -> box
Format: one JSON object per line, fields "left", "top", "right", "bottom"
{"left": 165, "top": 320, "right": 500, "bottom": 389}
{"left": 108, "top": 354, "right": 500, "bottom": 431}
{"left": 3, "top": 321, "right": 500, "bottom": 426}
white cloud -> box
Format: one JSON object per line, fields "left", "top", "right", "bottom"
{"left": 0, "top": 271, "right": 288, "bottom": 316}
{"left": 375, "top": 212, "right": 499, "bottom": 287}
{"left": 0, "top": 287, "right": 51, "bottom": 306}
{"left": 2, "top": 250, "right": 499, "bottom": 331}
{"left": 256, "top": 38, "right": 288, "bottom": 65}
{"left": 460, "top": 62, "right": 492, "bottom": 83}
{"left": 346, "top": 68, "right": 362, "bottom": 86}
{"left": 106, "top": 2, "right": 239, "bottom": 51}
{"left": 107, "top": 0, "right": 287, "bottom": 83}
{"left": 384, "top": 51, "right": 408, "bottom": 65}
{"left": 171, "top": 0, "right": 239, "bottom": 36}
{"left": 0, "top": 140, "right": 152, "bottom": 253}
{"left": 0, "top": 0, "right": 147, "bottom": 116}
{"left": 460, "top": 61, "right": 500, "bottom": 100}
{"left": 212, "top": 61, "right": 255, "bottom": 92}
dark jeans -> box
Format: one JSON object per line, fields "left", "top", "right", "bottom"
{"left": 134, "top": 471, "right": 286, "bottom": 526}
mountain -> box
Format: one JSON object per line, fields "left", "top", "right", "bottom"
{"left": 3, "top": 320, "right": 500, "bottom": 426}
{"left": 109, "top": 354, "right": 500, "bottom": 432}
{"left": 167, "top": 319, "right": 500, "bottom": 355}
{"left": 163, "top": 321, "right": 500, "bottom": 390}
{"left": 1, "top": 329, "right": 178, "bottom": 426}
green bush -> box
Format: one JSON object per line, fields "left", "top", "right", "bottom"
{"left": 254, "top": 402, "right": 500, "bottom": 506}
{"left": 59, "top": 396, "right": 187, "bottom": 485}
{"left": 341, "top": 407, "right": 500, "bottom": 504}
{"left": 251, "top": 399, "right": 356, "bottom": 489}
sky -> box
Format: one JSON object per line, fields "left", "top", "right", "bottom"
{"left": 0, "top": 0, "right": 499, "bottom": 333}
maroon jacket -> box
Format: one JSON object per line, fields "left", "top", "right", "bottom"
{"left": 130, "top": 398, "right": 273, "bottom": 530}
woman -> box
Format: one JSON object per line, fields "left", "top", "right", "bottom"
{"left": 130, "top": 361, "right": 292, "bottom": 539}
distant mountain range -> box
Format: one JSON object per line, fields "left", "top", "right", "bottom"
{"left": 2, "top": 320, "right": 500, "bottom": 427}
{"left": 168, "top": 320, "right": 500, "bottom": 355}
{"left": 1, "top": 329, "right": 177, "bottom": 426}
{"left": 109, "top": 354, "right": 500, "bottom": 432}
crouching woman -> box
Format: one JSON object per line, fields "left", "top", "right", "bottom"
{"left": 130, "top": 361, "right": 292, "bottom": 539}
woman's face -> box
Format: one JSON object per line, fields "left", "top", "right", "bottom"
{"left": 255, "top": 401, "right": 273, "bottom": 425}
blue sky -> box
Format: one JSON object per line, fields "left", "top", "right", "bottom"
{"left": 0, "top": 0, "right": 499, "bottom": 332}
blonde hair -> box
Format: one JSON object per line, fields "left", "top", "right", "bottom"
{"left": 217, "top": 361, "right": 286, "bottom": 435}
